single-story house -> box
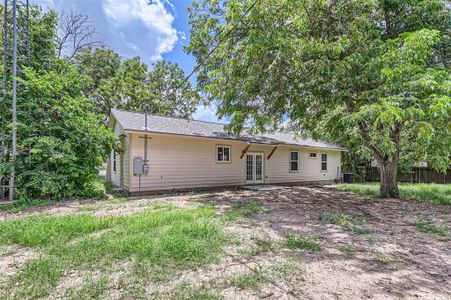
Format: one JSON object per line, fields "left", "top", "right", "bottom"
{"left": 107, "top": 109, "right": 345, "bottom": 194}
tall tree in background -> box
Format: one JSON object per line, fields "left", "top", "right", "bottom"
{"left": 147, "top": 60, "right": 202, "bottom": 118}
{"left": 1, "top": 5, "right": 117, "bottom": 200}
{"left": 187, "top": 0, "right": 450, "bottom": 198}
{"left": 57, "top": 10, "right": 103, "bottom": 61}
{"left": 74, "top": 49, "right": 202, "bottom": 118}
{"left": 1, "top": 3, "right": 202, "bottom": 200}
{"left": 73, "top": 47, "right": 121, "bottom": 115}
{"left": 0, "top": 5, "right": 57, "bottom": 112}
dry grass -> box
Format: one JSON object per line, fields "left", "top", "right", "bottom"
{"left": 0, "top": 185, "right": 450, "bottom": 299}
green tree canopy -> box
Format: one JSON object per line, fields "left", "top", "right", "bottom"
{"left": 1, "top": 5, "right": 117, "bottom": 200}
{"left": 74, "top": 48, "right": 202, "bottom": 118}
{"left": 11, "top": 61, "right": 117, "bottom": 199}
{"left": 187, "top": 0, "right": 451, "bottom": 198}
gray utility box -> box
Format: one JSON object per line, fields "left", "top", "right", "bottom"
{"left": 143, "top": 163, "right": 150, "bottom": 174}
{"left": 134, "top": 157, "right": 150, "bottom": 175}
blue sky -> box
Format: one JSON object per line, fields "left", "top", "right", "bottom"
{"left": 33, "top": 0, "right": 220, "bottom": 123}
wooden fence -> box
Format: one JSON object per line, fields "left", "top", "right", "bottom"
{"left": 367, "top": 167, "right": 451, "bottom": 184}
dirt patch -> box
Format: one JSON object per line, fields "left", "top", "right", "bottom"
{"left": 1, "top": 186, "right": 449, "bottom": 299}
{"left": 0, "top": 245, "right": 37, "bottom": 280}
{"left": 0, "top": 192, "right": 210, "bottom": 221}
{"left": 197, "top": 185, "right": 451, "bottom": 299}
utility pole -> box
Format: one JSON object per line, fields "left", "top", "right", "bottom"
{"left": 9, "top": 0, "right": 17, "bottom": 201}
{"left": 1, "top": 0, "right": 8, "bottom": 166}
{"left": 2, "top": 0, "right": 30, "bottom": 201}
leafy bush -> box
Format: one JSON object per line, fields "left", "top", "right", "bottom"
{"left": 78, "top": 180, "right": 107, "bottom": 199}
{"left": 0, "top": 60, "right": 118, "bottom": 201}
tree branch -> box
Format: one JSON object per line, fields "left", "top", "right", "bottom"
{"left": 57, "top": 10, "right": 104, "bottom": 61}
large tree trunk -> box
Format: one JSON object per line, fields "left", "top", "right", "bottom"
{"left": 379, "top": 158, "right": 399, "bottom": 198}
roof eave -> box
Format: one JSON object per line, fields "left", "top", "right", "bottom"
{"left": 123, "top": 129, "right": 346, "bottom": 151}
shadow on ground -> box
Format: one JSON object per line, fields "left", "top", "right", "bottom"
{"left": 197, "top": 185, "right": 451, "bottom": 299}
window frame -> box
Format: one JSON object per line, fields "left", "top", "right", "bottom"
{"left": 289, "top": 150, "right": 299, "bottom": 173}
{"left": 321, "top": 153, "right": 328, "bottom": 172}
{"left": 309, "top": 152, "right": 317, "bottom": 159}
{"left": 113, "top": 151, "right": 117, "bottom": 173}
{"left": 216, "top": 145, "right": 231, "bottom": 163}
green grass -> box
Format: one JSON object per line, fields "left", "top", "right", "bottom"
{"left": 76, "top": 197, "right": 129, "bottom": 212}
{"left": 285, "top": 233, "right": 320, "bottom": 252}
{"left": 373, "top": 253, "right": 392, "bottom": 265}
{"left": 336, "top": 183, "right": 451, "bottom": 205}
{"left": 167, "top": 281, "right": 221, "bottom": 300}
{"left": 338, "top": 245, "right": 357, "bottom": 256}
{"left": 225, "top": 202, "right": 263, "bottom": 221}
{"left": 0, "top": 204, "right": 225, "bottom": 299}
{"left": 352, "top": 225, "right": 369, "bottom": 234}
{"left": 103, "top": 197, "right": 128, "bottom": 204}
{"left": 11, "top": 256, "right": 62, "bottom": 299}
{"left": 0, "top": 199, "right": 58, "bottom": 213}
{"left": 320, "top": 213, "right": 370, "bottom": 234}
{"left": 413, "top": 219, "right": 449, "bottom": 236}
{"left": 365, "top": 236, "right": 378, "bottom": 243}
{"left": 230, "top": 269, "right": 262, "bottom": 290}
{"left": 320, "top": 213, "right": 353, "bottom": 227}
{"left": 66, "top": 274, "right": 109, "bottom": 299}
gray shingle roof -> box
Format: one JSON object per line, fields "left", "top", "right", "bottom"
{"left": 111, "top": 109, "right": 345, "bottom": 150}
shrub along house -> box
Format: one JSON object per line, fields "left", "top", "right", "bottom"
{"left": 107, "top": 109, "right": 345, "bottom": 194}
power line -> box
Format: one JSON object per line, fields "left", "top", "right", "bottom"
{"left": 184, "top": 0, "right": 261, "bottom": 82}
{"left": 153, "top": 0, "right": 261, "bottom": 112}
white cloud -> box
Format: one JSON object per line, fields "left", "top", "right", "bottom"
{"left": 193, "top": 104, "right": 225, "bottom": 123}
{"left": 103, "top": 0, "right": 177, "bottom": 59}
{"left": 34, "top": 0, "right": 179, "bottom": 64}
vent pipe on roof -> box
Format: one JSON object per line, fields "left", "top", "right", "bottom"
{"left": 142, "top": 105, "right": 150, "bottom": 131}
{"left": 141, "top": 106, "right": 150, "bottom": 171}
{"left": 141, "top": 105, "right": 150, "bottom": 164}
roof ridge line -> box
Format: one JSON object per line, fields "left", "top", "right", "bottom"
{"left": 111, "top": 108, "right": 228, "bottom": 126}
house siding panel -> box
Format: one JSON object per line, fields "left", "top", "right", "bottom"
{"left": 110, "top": 122, "right": 130, "bottom": 189}
{"left": 129, "top": 134, "right": 246, "bottom": 192}
{"left": 128, "top": 133, "right": 342, "bottom": 192}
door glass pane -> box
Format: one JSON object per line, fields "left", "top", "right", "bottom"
{"left": 255, "top": 155, "right": 262, "bottom": 180}
{"left": 246, "top": 155, "right": 253, "bottom": 181}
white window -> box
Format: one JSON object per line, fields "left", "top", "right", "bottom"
{"left": 217, "top": 146, "right": 231, "bottom": 163}
{"left": 309, "top": 152, "right": 317, "bottom": 159}
{"left": 290, "top": 151, "right": 299, "bottom": 172}
{"left": 321, "top": 153, "right": 328, "bottom": 171}
{"left": 113, "top": 151, "right": 117, "bottom": 173}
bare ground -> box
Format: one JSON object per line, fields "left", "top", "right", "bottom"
{"left": 1, "top": 185, "right": 450, "bottom": 299}
{"left": 196, "top": 185, "right": 451, "bottom": 299}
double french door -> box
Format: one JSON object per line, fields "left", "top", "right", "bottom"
{"left": 246, "top": 153, "right": 264, "bottom": 184}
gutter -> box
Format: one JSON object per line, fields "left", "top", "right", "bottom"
{"left": 123, "top": 129, "right": 347, "bottom": 152}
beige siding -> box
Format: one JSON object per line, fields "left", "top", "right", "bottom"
{"left": 128, "top": 133, "right": 342, "bottom": 192}
{"left": 122, "top": 134, "right": 130, "bottom": 189}
{"left": 110, "top": 122, "right": 130, "bottom": 189}
{"left": 266, "top": 147, "right": 341, "bottom": 183}
{"left": 129, "top": 134, "right": 246, "bottom": 192}
{"left": 110, "top": 149, "right": 121, "bottom": 187}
